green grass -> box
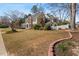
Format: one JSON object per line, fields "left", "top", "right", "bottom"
{"left": 2, "top": 29, "right": 69, "bottom": 56}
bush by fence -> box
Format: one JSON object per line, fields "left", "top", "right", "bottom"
{"left": 33, "top": 24, "right": 41, "bottom": 30}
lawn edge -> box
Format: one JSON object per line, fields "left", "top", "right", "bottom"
{"left": 48, "top": 30, "right": 72, "bottom": 56}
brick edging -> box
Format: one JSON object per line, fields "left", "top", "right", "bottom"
{"left": 48, "top": 31, "right": 72, "bottom": 56}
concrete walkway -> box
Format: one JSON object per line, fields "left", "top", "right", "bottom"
{"left": 0, "top": 29, "right": 7, "bottom": 56}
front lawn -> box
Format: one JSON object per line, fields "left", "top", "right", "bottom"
{"left": 2, "top": 29, "right": 69, "bottom": 56}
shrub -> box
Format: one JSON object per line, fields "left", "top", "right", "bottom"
{"left": 52, "top": 22, "right": 57, "bottom": 26}
{"left": 58, "top": 43, "right": 68, "bottom": 52}
{"left": 44, "top": 22, "right": 52, "bottom": 30}
{"left": 0, "top": 24, "right": 9, "bottom": 28}
{"left": 56, "top": 21, "right": 69, "bottom": 26}
{"left": 39, "top": 27, "right": 44, "bottom": 30}
{"left": 33, "top": 24, "right": 41, "bottom": 30}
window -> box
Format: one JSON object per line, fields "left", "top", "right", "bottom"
{"left": 27, "top": 24, "right": 28, "bottom": 28}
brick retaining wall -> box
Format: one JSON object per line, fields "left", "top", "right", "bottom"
{"left": 48, "top": 31, "right": 72, "bottom": 56}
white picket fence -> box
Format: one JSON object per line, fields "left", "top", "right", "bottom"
{"left": 51, "top": 24, "right": 69, "bottom": 30}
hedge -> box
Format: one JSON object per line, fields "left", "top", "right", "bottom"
{"left": 0, "top": 24, "right": 9, "bottom": 28}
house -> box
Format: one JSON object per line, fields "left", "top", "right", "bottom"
{"left": 21, "top": 13, "right": 45, "bottom": 29}
{"left": 45, "top": 14, "right": 60, "bottom": 23}
{"left": 0, "top": 16, "right": 11, "bottom": 26}
{"left": 21, "top": 15, "right": 33, "bottom": 29}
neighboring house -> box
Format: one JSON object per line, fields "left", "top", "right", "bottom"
{"left": 0, "top": 16, "right": 10, "bottom": 26}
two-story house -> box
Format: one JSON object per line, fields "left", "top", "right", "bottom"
{"left": 21, "top": 13, "right": 46, "bottom": 29}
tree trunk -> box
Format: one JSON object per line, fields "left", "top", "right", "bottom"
{"left": 11, "top": 22, "right": 16, "bottom": 32}
{"left": 70, "top": 3, "right": 76, "bottom": 30}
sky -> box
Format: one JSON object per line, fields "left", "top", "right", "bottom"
{"left": 0, "top": 3, "right": 35, "bottom": 16}
{"left": 0, "top": 3, "right": 79, "bottom": 22}
{"left": 0, "top": 3, "right": 50, "bottom": 16}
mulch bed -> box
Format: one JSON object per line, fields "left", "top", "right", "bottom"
{"left": 54, "top": 31, "right": 79, "bottom": 56}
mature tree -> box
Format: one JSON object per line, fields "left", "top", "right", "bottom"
{"left": 31, "top": 5, "right": 39, "bottom": 14}
{"left": 38, "top": 4, "right": 45, "bottom": 13}
{"left": 50, "top": 9, "right": 69, "bottom": 22}
{"left": 27, "top": 14, "right": 33, "bottom": 28}
{"left": 37, "top": 4, "right": 45, "bottom": 26}
{"left": 31, "top": 4, "right": 45, "bottom": 27}
{"left": 70, "top": 3, "right": 76, "bottom": 30}
{"left": 19, "top": 14, "right": 28, "bottom": 26}
{"left": 37, "top": 12, "right": 45, "bottom": 27}
{"left": 48, "top": 3, "right": 70, "bottom": 20}
{"left": 4, "top": 10, "right": 25, "bottom": 31}
{"left": 31, "top": 4, "right": 44, "bottom": 14}
{"left": 48, "top": 3, "right": 77, "bottom": 30}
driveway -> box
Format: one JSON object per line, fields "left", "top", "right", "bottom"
{"left": 0, "top": 29, "right": 7, "bottom": 56}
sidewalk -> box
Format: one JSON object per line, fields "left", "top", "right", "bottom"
{"left": 0, "top": 29, "right": 7, "bottom": 56}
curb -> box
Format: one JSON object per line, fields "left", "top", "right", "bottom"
{"left": 48, "top": 31, "right": 72, "bottom": 56}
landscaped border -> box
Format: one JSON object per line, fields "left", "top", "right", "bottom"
{"left": 48, "top": 30, "right": 72, "bottom": 56}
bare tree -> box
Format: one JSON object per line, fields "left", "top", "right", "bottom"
{"left": 48, "top": 3, "right": 77, "bottom": 30}
{"left": 70, "top": 3, "right": 76, "bottom": 30}
{"left": 51, "top": 9, "right": 70, "bottom": 21}
{"left": 4, "top": 10, "right": 25, "bottom": 32}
